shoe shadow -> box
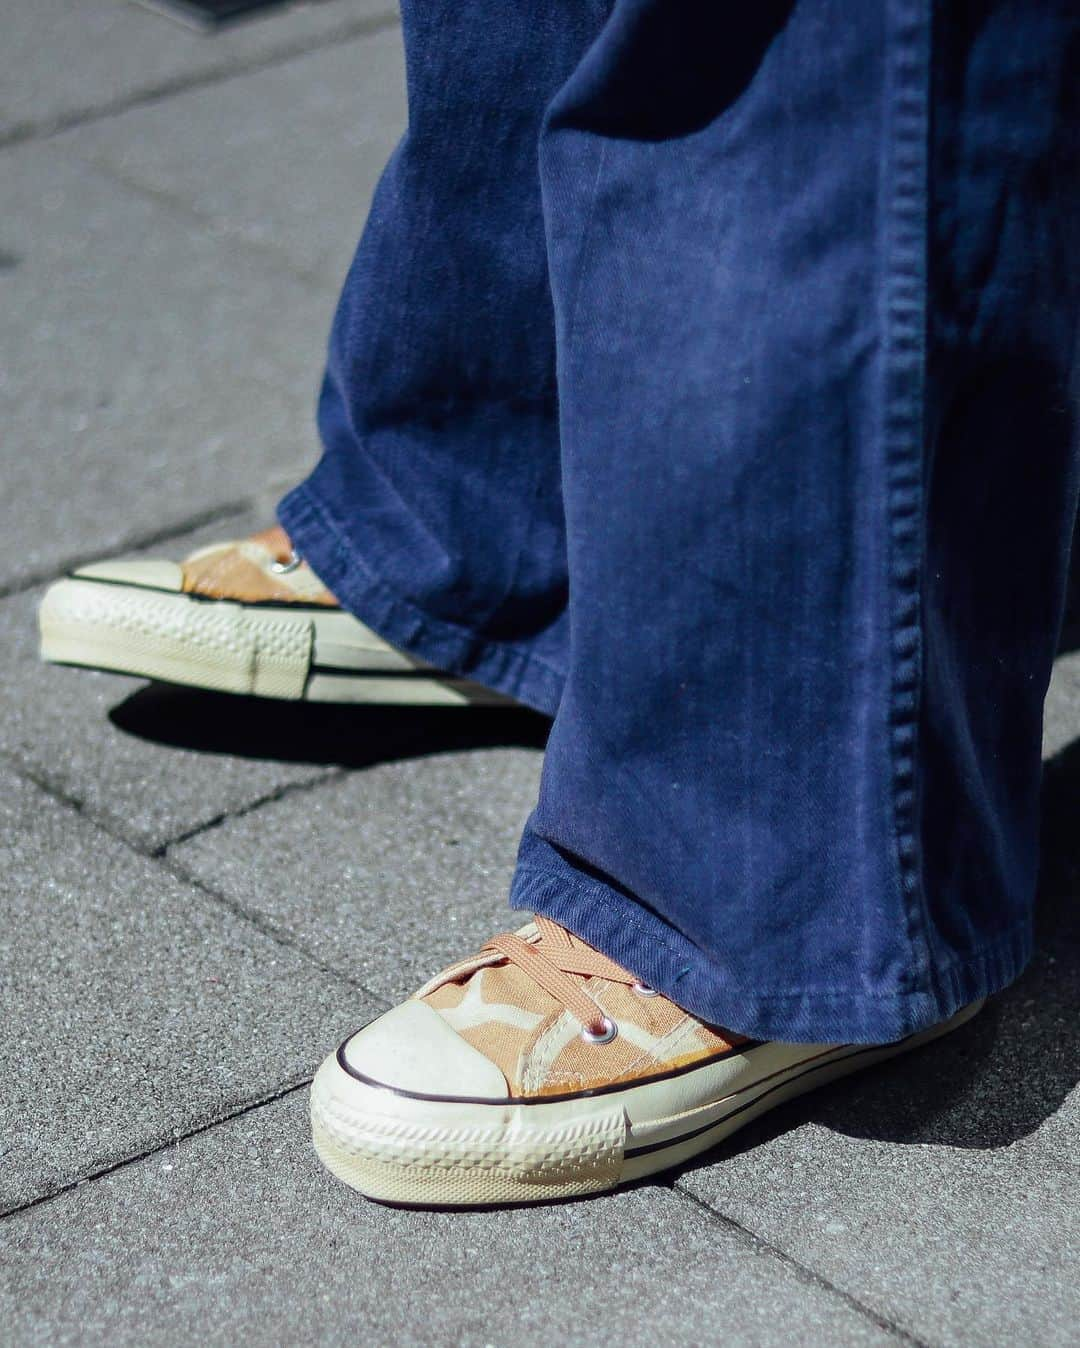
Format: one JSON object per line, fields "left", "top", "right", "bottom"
{"left": 670, "top": 738, "right": 1080, "bottom": 1178}
{"left": 111, "top": 678, "right": 1080, "bottom": 1164}
{"left": 108, "top": 682, "right": 551, "bottom": 769}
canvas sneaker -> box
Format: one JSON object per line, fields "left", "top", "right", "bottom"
{"left": 39, "top": 526, "right": 510, "bottom": 705}
{"left": 311, "top": 915, "right": 982, "bottom": 1206}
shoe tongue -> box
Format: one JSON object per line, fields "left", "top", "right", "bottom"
{"left": 422, "top": 918, "right": 611, "bottom": 1027}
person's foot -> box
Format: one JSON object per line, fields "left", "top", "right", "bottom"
{"left": 311, "top": 915, "right": 983, "bottom": 1207}
{"left": 39, "top": 526, "right": 510, "bottom": 705}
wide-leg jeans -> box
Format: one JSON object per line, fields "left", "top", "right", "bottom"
{"left": 280, "top": 0, "right": 1080, "bottom": 1043}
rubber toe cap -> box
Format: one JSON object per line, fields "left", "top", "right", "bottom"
{"left": 339, "top": 1001, "right": 509, "bottom": 1100}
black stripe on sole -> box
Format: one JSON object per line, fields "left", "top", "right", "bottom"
{"left": 308, "top": 665, "right": 443, "bottom": 680}
{"left": 623, "top": 1041, "right": 891, "bottom": 1160}
{"left": 45, "top": 655, "right": 437, "bottom": 686}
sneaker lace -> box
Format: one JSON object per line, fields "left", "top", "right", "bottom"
{"left": 417, "top": 915, "right": 639, "bottom": 1037}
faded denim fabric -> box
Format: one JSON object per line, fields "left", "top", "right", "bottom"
{"left": 280, "top": 0, "right": 1080, "bottom": 1042}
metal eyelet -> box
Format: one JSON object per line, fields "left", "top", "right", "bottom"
{"left": 269, "top": 550, "right": 302, "bottom": 575}
{"left": 580, "top": 1016, "right": 617, "bottom": 1045}
{"left": 632, "top": 982, "right": 659, "bottom": 998}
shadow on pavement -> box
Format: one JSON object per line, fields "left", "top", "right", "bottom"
{"left": 109, "top": 682, "right": 550, "bottom": 768}
{"left": 673, "top": 737, "right": 1080, "bottom": 1169}
{"left": 111, "top": 678, "right": 1079, "bottom": 1160}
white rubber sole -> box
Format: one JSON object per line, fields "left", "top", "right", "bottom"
{"left": 38, "top": 575, "right": 513, "bottom": 705}
{"left": 310, "top": 999, "right": 984, "bottom": 1207}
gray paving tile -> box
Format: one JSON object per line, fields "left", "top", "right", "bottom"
{"left": 2, "top": 0, "right": 397, "bottom": 145}
{"left": 676, "top": 884, "right": 1080, "bottom": 1347}
{"left": 0, "top": 512, "right": 339, "bottom": 853}
{"left": 0, "top": 139, "right": 332, "bottom": 593}
{"left": 1043, "top": 650, "right": 1080, "bottom": 759}
{"left": 67, "top": 26, "right": 407, "bottom": 286}
{"left": 0, "top": 767, "right": 373, "bottom": 1212}
{"left": 171, "top": 747, "right": 548, "bottom": 1000}
{"left": 0, "top": 1092, "right": 897, "bottom": 1348}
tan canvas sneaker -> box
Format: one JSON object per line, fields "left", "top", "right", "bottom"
{"left": 311, "top": 915, "right": 983, "bottom": 1206}
{"left": 39, "top": 526, "right": 509, "bottom": 705}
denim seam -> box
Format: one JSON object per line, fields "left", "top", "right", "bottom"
{"left": 285, "top": 482, "right": 570, "bottom": 688}
{"left": 881, "top": 0, "right": 936, "bottom": 999}
{"left": 515, "top": 863, "right": 1030, "bottom": 1005}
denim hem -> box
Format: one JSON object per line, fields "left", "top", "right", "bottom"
{"left": 277, "top": 479, "right": 566, "bottom": 717}
{"left": 510, "top": 862, "right": 1031, "bottom": 1044}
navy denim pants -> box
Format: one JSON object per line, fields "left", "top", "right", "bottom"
{"left": 280, "top": 0, "right": 1080, "bottom": 1043}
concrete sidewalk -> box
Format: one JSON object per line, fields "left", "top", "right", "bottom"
{"left": 2, "top": 4, "right": 1078, "bottom": 1343}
